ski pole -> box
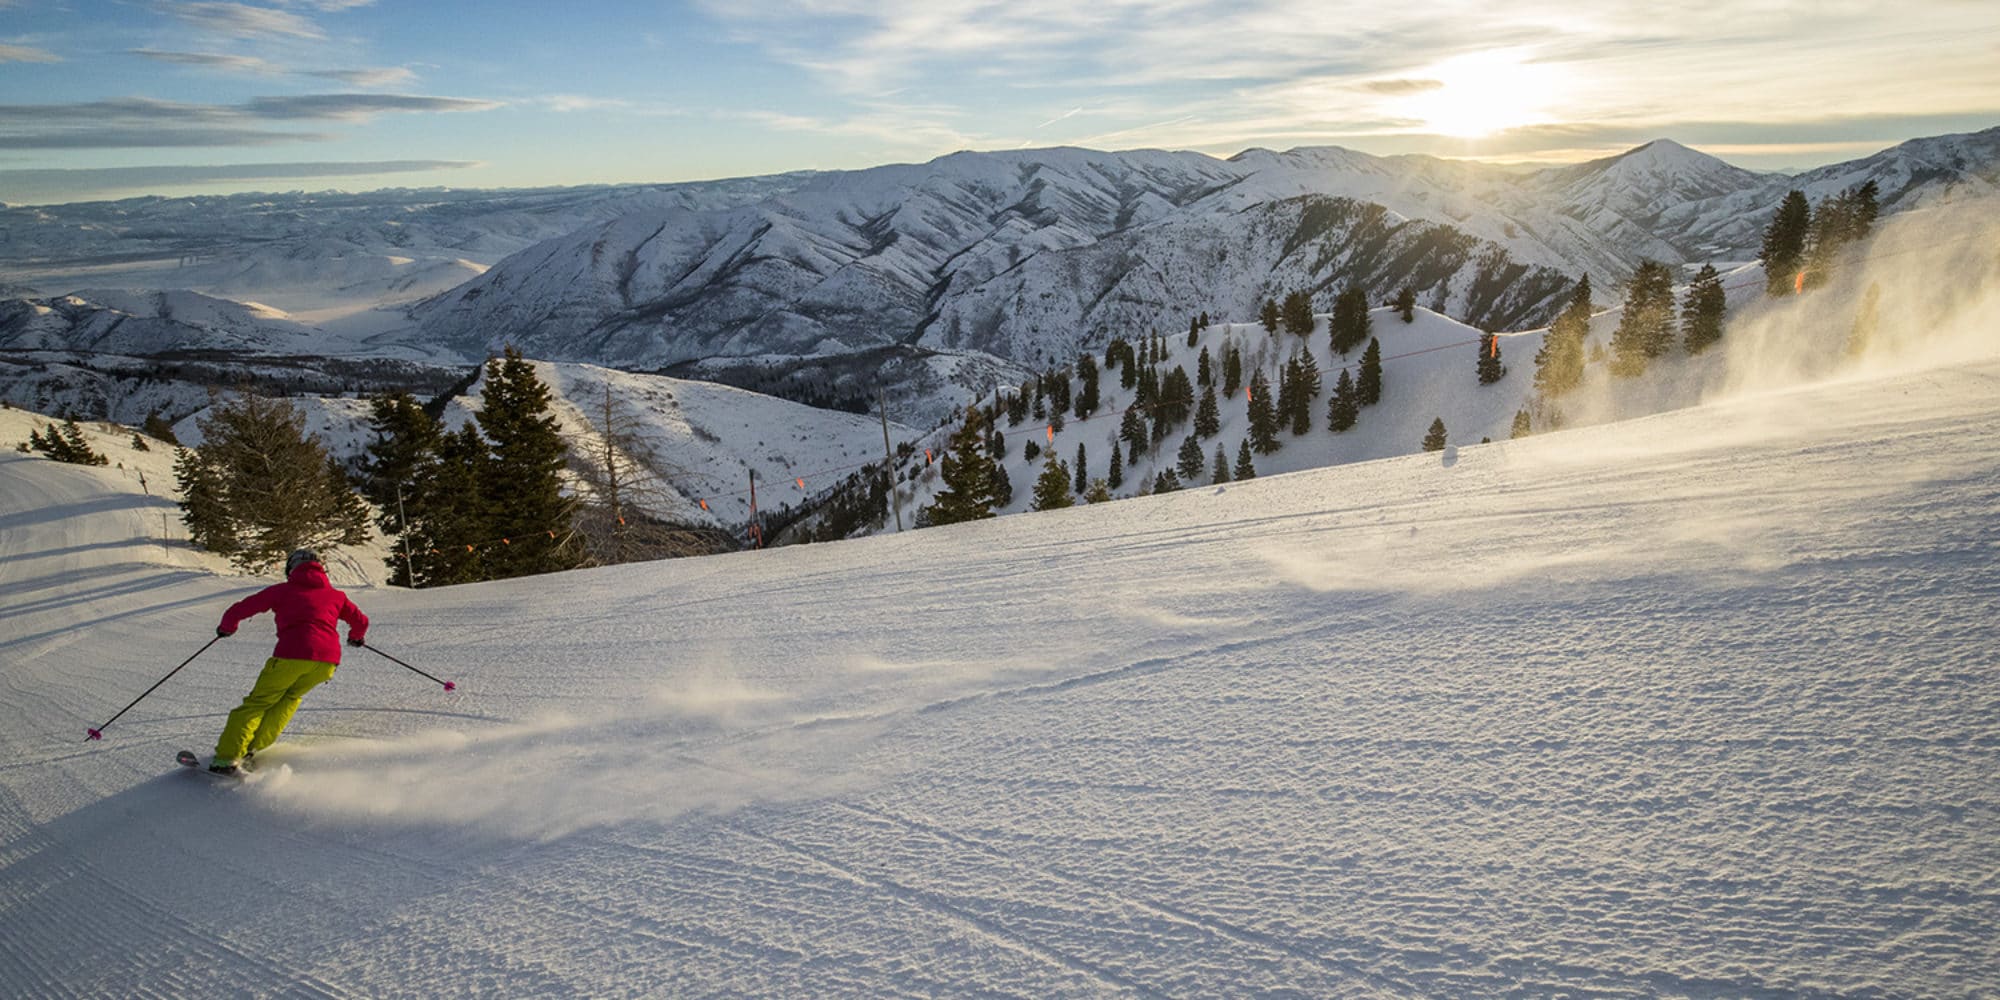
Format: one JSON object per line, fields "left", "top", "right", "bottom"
{"left": 86, "top": 635, "right": 223, "bottom": 741}
{"left": 356, "top": 642, "right": 456, "bottom": 691}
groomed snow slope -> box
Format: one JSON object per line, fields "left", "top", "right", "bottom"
{"left": 3, "top": 350, "right": 1998, "bottom": 995}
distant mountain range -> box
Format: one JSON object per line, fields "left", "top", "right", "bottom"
{"left": 2, "top": 126, "right": 1996, "bottom": 430}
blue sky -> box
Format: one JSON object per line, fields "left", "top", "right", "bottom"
{"left": 2, "top": 0, "right": 1998, "bottom": 204}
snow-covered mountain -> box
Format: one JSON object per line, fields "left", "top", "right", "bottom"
{"left": 409, "top": 128, "right": 2000, "bottom": 376}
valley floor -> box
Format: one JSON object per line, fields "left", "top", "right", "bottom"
{"left": 2, "top": 358, "right": 1997, "bottom": 997}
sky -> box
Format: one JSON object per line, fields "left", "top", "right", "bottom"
{"left": 2, "top": 0, "right": 1998, "bottom": 204}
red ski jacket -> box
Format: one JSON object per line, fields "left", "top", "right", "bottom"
{"left": 218, "top": 561, "right": 368, "bottom": 665}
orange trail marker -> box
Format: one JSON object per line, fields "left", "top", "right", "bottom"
{"left": 1046, "top": 424, "right": 1054, "bottom": 443}
{"left": 796, "top": 477, "right": 806, "bottom": 490}
{"left": 698, "top": 499, "right": 709, "bottom": 511}
{"left": 1795, "top": 270, "right": 1805, "bottom": 294}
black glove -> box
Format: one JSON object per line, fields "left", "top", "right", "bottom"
{"left": 348, "top": 636, "right": 366, "bottom": 648}
{"left": 216, "top": 626, "right": 233, "bottom": 638}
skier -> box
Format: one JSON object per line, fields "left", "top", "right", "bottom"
{"left": 208, "top": 548, "right": 367, "bottom": 774}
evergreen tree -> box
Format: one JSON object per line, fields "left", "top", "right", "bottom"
{"left": 1681, "top": 264, "right": 1726, "bottom": 355}
{"left": 1159, "top": 366, "right": 1195, "bottom": 430}
{"left": 29, "top": 419, "right": 109, "bottom": 466}
{"left": 1281, "top": 289, "right": 1314, "bottom": 337}
{"left": 1197, "top": 345, "right": 1213, "bottom": 387}
{"left": 1234, "top": 439, "right": 1256, "bottom": 480}
{"left": 1511, "top": 409, "right": 1533, "bottom": 438}
{"left": 1075, "top": 441, "right": 1088, "bottom": 495}
{"left": 174, "top": 445, "right": 235, "bottom": 556}
{"left": 357, "top": 392, "right": 441, "bottom": 509}
{"left": 1246, "top": 371, "right": 1280, "bottom": 453}
{"left": 1534, "top": 292, "right": 1590, "bottom": 397}
{"left": 1223, "top": 343, "right": 1243, "bottom": 398}
{"left": 142, "top": 412, "right": 180, "bottom": 446}
{"left": 1259, "top": 297, "right": 1280, "bottom": 333}
{"left": 175, "top": 392, "right": 369, "bottom": 573}
{"left": 476, "top": 349, "right": 580, "bottom": 578}
{"left": 925, "top": 405, "right": 1002, "bottom": 525}
{"left": 1572, "top": 273, "right": 1594, "bottom": 315}
{"left": 1187, "top": 314, "right": 1201, "bottom": 347}
{"left": 131, "top": 433, "right": 150, "bottom": 453}
{"left": 1287, "top": 356, "right": 1314, "bottom": 436}
{"left": 1084, "top": 478, "right": 1112, "bottom": 503}
{"left": 1760, "top": 190, "right": 1812, "bottom": 295}
{"left": 1848, "top": 179, "right": 1880, "bottom": 241}
{"left": 1327, "top": 368, "right": 1359, "bottom": 432}
{"left": 1119, "top": 405, "right": 1149, "bottom": 459}
{"left": 1356, "top": 337, "right": 1383, "bottom": 406}
{"left": 1030, "top": 454, "right": 1073, "bottom": 511}
{"left": 1194, "top": 381, "right": 1220, "bottom": 438}
{"left": 1393, "top": 286, "right": 1416, "bottom": 323}
{"left": 1074, "top": 353, "right": 1100, "bottom": 418}
{"left": 1330, "top": 286, "right": 1373, "bottom": 355}
{"left": 408, "top": 424, "right": 494, "bottom": 587}
{"left": 1212, "top": 444, "right": 1230, "bottom": 484}
{"left": 1153, "top": 468, "right": 1182, "bottom": 494}
{"left": 1476, "top": 333, "right": 1506, "bottom": 384}
{"left": 1107, "top": 441, "right": 1124, "bottom": 490}
{"left": 1422, "top": 417, "right": 1448, "bottom": 452}
{"left": 1610, "top": 260, "right": 1676, "bottom": 377}
{"left": 1176, "top": 434, "right": 1206, "bottom": 481}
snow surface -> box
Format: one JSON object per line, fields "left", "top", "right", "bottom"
{"left": 4, "top": 316, "right": 1998, "bottom": 995}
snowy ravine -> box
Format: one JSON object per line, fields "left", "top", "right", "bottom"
{"left": 2, "top": 351, "right": 1998, "bottom": 994}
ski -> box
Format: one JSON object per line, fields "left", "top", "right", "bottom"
{"left": 176, "top": 749, "right": 245, "bottom": 778}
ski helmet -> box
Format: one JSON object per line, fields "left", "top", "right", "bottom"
{"left": 285, "top": 548, "right": 319, "bottom": 574}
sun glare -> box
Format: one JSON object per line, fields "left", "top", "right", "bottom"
{"left": 1400, "top": 49, "right": 1564, "bottom": 139}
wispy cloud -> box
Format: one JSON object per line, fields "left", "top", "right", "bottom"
{"left": 130, "top": 48, "right": 283, "bottom": 74}
{"left": 161, "top": 1, "right": 326, "bottom": 40}
{"left": 306, "top": 66, "right": 419, "bottom": 87}
{"left": 0, "top": 94, "right": 501, "bottom": 149}
{"left": 0, "top": 42, "right": 61, "bottom": 63}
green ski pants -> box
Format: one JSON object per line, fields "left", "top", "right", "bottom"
{"left": 214, "top": 656, "right": 335, "bottom": 764}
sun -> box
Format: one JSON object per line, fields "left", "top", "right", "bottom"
{"left": 1400, "top": 49, "right": 1565, "bottom": 139}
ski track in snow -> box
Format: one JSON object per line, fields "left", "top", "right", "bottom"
{"left": 3, "top": 357, "right": 1999, "bottom": 996}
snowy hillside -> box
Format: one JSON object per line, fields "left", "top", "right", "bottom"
{"left": 409, "top": 129, "right": 2000, "bottom": 374}
{"left": 3, "top": 297, "right": 1997, "bottom": 995}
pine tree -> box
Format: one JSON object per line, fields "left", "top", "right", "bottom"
{"left": 1681, "top": 264, "right": 1726, "bottom": 355}
{"left": 358, "top": 392, "right": 441, "bottom": 509}
{"left": 1760, "top": 190, "right": 1812, "bottom": 295}
{"left": 1259, "top": 298, "right": 1280, "bottom": 333}
{"left": 1330, "top": 286, "right": 1373, "bottom": 355}
{"left": 1476, "top": 333, "right": 1506, "bottom": 384}
{"left": 1194, "top": 381, "right": 1220, "bottom": 438}
{"left": 1119, "top": 405, "right": 1149, "bottom": 459}
{"left": 1848, "top": 179, "right": 1879, "bottom": 242}
{"left": 1234, "top": 439, "right": 1256, "bottom": 480}
{"left": 1074, "top": 353, "right": 1100, "bottom": 418}
{"left": 1187, "top": 314, "right": 1201, "bottom": 347}
{"left": 1197, "top": 345, "right": 1213, "bottom": 387}
{"left": 1084, "top": 478, "right": 1112, "bottom": 503}
{"left": 1246, "top": 370, "right": 1280, "bottom": 454}
{"left": 1610, "top": 261, "right": 1676, "bottom": 377}
{"left": 29, "top": 419, "right": 108, "bottom": 466}
{"left": 1327, "top": 368, "right": 1359, "bottom": 432}
{"left": 1031, "top": 454, "right": 1073, "bottom": 511}
{"left": 476, "top": 348, "right": 580, "bottom": 578}
{"left": 1281, "top": 289, "right": 1314, "bottom": 337}
{"left": 926, "top": 405, "right": 1002, "bottom": 525}
{"left": 1159, "top": 366, "right": 1195, "bottom": 430}
{"left": 1176, "top": 434, "right": 1205, "bottom": 481}
{"left": 1534, "top": 293, "right": 1590, "bottom": 397}
{"left": 1288, "top": 355, "right": 1314, "bottom": 436}
{"left": 1107, "top": 441, "right": 1124, "bottom": 490}
{"left": 408, "top": 424, "right": 493, "bottom": 587}
{"left": 175, "top": 392, "right": 369, "bottom": 573}
{"left": 1511, "top": 409, "right": 1532, "bottom": 438}
{"left": 1422, "top": 417, "right": 1448, "bottom": 452}
{"left": 1212, "top": 444, "right": 1230, "bottom": 484}
{"left": 142, "top": 412, "right": 180, "bottom": 446}
{"left": 1153, "top": 468, "right": 1182, "bottom": 494}
{"left": 1356, "top": 337, "right": 1383, "bottom": 406}
{"left": 1223, "top": 343, "right": 1243, "bottom": 398}
{"left": 1393, "top": 286, "right": 1416, "bottom": 323}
